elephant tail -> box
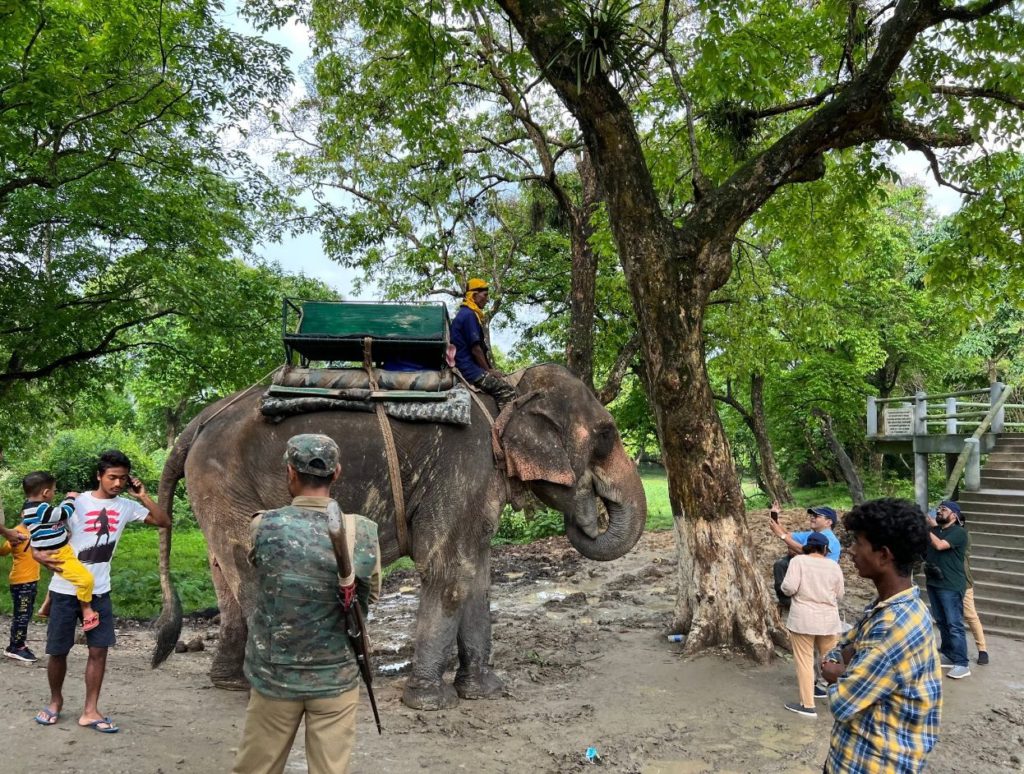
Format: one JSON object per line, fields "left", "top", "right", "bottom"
{"left": 151, "top": 414, "right": 202, "bottom": 667}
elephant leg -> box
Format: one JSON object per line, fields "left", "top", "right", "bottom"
{"left": 401, "top": 578, "right": 461, "bottom": 711}
{"left": 454, "top": 549, "right": 504, "bottom": 700}
{"left": 208, "top": 556, "right": 249, "bottom": 691}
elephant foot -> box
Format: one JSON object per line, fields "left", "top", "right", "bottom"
{"left": 454, "top": 667, "right": 505, "bottom": 700}
{"left": 402, "top": 676, "right": 459, "bottom": 710}
{"left": 210, "top": 673, "right": 250, "bottom": 692}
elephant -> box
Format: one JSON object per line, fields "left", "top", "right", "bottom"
{"left": 152, "top": 363, "right": 647, "bottom": 710}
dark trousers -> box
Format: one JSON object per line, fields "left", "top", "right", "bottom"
{"left": 927, "top": 585, "right": 968, "bottom": 667}
{"left": 773, "top": 554, "right": 792, "bottom": 605}
{"left": 9, "top": 581, "right": 37, "bottom": 649}
{"left": 474, "top": 372, "right": 517, "bottom": 409}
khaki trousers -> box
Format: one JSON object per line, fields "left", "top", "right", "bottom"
{"left": 232, "top": 686, "right": 359, "bottom": 774}
{"left": 963, "top": 587, "right": 987, "bottom": 652}
{"left": 789, "top": 631, "right": 838, "bottom": 708}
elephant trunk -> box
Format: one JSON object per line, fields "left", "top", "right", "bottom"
{"left": 564, "top": 444, "right": 647, "bottom": 562}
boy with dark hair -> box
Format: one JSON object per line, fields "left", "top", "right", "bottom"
{"left": 821, "top": 498, "right": 941, "bottom": 774}
{"left": 20, "top": 472, "right": 98, "bottom": 632}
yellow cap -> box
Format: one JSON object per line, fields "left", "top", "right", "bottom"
{"left": 467, "top": 278, "right": 489, "bottom": 292}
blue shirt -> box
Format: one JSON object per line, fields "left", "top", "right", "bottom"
{"left": 791, "top": 528, "right": 841, "bottom": 562}
{"left": 450, "top": 304, "right": 487, "bottom": 381}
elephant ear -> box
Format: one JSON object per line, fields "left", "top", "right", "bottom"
{"left": 499, "top": 392, "right": 575, "bottom": 487}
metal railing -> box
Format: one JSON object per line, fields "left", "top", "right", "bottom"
{"left": 943, "top": 384, "right": 1017, "bottom": 498}
{"left": 867, "top": 382, "right": 1022, "bottom": 437}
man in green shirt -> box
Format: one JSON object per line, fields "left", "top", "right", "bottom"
{"left": 924, "top": 500, "right": 969, "bottom": 679}
{"left": 232, "top": 434, "right": 381, "bottom": 774}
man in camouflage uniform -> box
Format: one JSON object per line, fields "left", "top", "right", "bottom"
{"left": 232, "top": 434, "right": 381, "bottom": 774}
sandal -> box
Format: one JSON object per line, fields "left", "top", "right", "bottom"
{"left": 82, "top": 612, "right": 100, "bottom": 632}
{"left": 35, "top": 707, "right": 60, "bottom": 726}
{"left": 79, "top": 716, "right": 118, "bottom": 733}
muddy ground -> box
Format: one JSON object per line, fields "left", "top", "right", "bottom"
{"left": 2, "top": 511, "right": 1023, "bottom": 773}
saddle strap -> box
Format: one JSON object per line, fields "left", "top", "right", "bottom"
{"left": 363, "top": 337, "right": 410, "bottom": 557}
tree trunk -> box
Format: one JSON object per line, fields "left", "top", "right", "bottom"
{"left": 816, "top": 410, "right": 865, "bottom": 505}
{"left": 631, "top": 248, "right": 776, "bottom": 661}
{"left": 749, "top": 373, "right": 792, "bottom": 504}
{"left": 564, "top": 150, "right": 599, "bottom": 390}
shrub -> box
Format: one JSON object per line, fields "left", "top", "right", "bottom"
{"left": 494, "top": 506, "right": 564, "bottom": 544}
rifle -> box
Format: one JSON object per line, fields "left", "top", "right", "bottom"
{"left": 326, "top": 501, "right": 382, "bottom": 734}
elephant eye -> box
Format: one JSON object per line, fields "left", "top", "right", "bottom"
{"left": 593, "top": 424, "right": 616, "bottom": 458}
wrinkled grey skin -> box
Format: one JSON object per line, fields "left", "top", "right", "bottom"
{"left": 154, "top": 364, "right": 646, "bottom": 710}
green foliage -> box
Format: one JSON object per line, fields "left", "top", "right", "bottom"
{"left": 494, "top": 506, "right": 565, "bottom": 544}
{"left": 0, "top": 0, "right": 292, "bottom": 413}
{"left": 0, "top": 526, "right": 215, "bottom": 618}
{"left": 25, "top": 427, "right": 158, "bottom": 493}
{"left": 555, "top": 0, "right": 645, "bottom": 93}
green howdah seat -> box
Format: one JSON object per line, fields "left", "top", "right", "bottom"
{"left": 283, "top": 299, "right": 451, "bottom": 367}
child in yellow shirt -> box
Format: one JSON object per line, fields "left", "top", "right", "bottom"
{"left": 1, "top": 522, "right": 41, "bottom": 662}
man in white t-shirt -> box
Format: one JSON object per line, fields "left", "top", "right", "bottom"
{"left": 32, "top": 449, "right": 170, "bottom": 732}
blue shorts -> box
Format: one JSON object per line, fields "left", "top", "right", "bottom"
{"left": 46, "top": 591, "right": 116, "bottom": 655}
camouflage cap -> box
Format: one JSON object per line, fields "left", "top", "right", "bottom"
{"left": 284, "top": 434, "right": 340, "bottom": 477}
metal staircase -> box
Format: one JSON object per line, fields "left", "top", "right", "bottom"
{"left": 958, "top": 434, "right": 1024, "bottom": 641}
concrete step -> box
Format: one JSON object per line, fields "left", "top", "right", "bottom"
{"left": 979, "top": 474, "right": 1024, "bottom": 490}
{"left": 972, "top": 594, "right": 1024, "bottom": 618}
{"left": 980, "top": 624, "right": 1024, "bottom": 642}
{"left": 959, "top": 492, "right": 1024, "bottom": 510}
{"left": 977, "top": 609, "right": 1024, "bottom": 636}
{"left": 970, "top": 566, "right": 1024, "bottom": 589}
{"left": 973, "top": 580, "right": 1024, "bottom": 603}
{"left": 983, "top": 462, "right": 1024, "bottom": 473}
{"left": 985, "top": 453, "right": 1024, "bottom": 463}
{"left": 971, "top": 543, "right": 1024, "bottom": 561}
{"left": 970, "top": 554, "right": 1024, "bottom": 574}
{"left": 971, "top": 530, "right": 1024, "bottom": 549}
{"left": 966, "top": 513, "right": 1024, "bottom": 528}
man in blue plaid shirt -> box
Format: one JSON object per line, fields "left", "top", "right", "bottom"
{"left": 821, "top": 498, "right": 942, "bottom": 774}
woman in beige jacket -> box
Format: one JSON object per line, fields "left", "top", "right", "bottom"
{"left": 780, "top": 531, "right": 845, "bottom": 717}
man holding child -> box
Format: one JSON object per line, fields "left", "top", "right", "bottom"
{"left": 32, "top": 449, "right": 170, "bottom": 732}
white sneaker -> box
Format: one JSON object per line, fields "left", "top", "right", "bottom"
{"left": 947, "top": 665, "right": 971, "bottom": 679}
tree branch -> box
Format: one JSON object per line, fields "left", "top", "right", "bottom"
{"left": 596, "top": 333, "right": 641, "bottom": 405}
{"left": 932, "top": 83, "right": 1024, "bottom": 111}
{"left": 938, "top": 0, "right": 1015, "bottom": 22}
{"left": 0, "top": 310, "right": 178, "bottom": 384}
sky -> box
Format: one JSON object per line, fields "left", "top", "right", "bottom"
{"left": 225, "top": 4, "right": 965, "bottom": 306}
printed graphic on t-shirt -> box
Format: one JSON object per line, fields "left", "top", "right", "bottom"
{"left": 77, "top": 506, "right": 121, "bottom": 564}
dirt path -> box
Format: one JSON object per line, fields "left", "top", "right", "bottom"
{"left": 2, "top": 531, "right": 1022, "bottom": 773}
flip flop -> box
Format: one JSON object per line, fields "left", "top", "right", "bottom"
{"left": 79, "top": 716, "right": 119, "bottom": 734}
{"left": 82, "top": 612, "right": 100, "bottom": 632}
{"left": 34, "top": 708, "right": 59, "bottom": 726}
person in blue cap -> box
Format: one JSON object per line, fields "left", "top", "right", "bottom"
{"left": 768, "top": 501, "right": 842, "bottom": 608}
{"left": 925, "top": 500, "right": 971, "bottom": 679}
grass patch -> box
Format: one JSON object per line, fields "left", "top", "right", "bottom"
{"left": 0, "top": 525, "right": 216, "bottom": 620}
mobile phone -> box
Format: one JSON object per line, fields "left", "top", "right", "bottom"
{"left": 128, "top": 478, "right": 142, "bottom": 494}
{"left": 770, "top": 510, "right": 779, "bottom": 523}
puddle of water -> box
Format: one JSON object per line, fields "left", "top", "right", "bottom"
{"left": 378, "top": 659, "right": 412, "bottom": 675}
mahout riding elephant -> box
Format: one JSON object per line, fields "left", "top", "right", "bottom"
{"left": 152, "top": 364, "right": 647, "bottom": 710}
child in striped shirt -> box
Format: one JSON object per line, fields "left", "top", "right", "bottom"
{"left": 21, "top": 471, "right": 99, "bottom": 632}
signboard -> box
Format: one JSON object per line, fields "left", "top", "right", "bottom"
{"left": 882, "top": 407, "right": 915, "bottom": 436}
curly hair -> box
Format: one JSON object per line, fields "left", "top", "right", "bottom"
{"left": 843, "top": 498, "right": 929, "bottom": 577}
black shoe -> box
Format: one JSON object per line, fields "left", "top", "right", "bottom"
{"left": 4, "top": 646, "right": 37, "bottom": 663}
{"left": 814, "top": 684, "right": 829, "bottom": 700}
{"left": 784, "top": 702, "right": 817, "bottom": 718}
{"left": 977, "top": 651, "right": 989, "bottom": 665}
